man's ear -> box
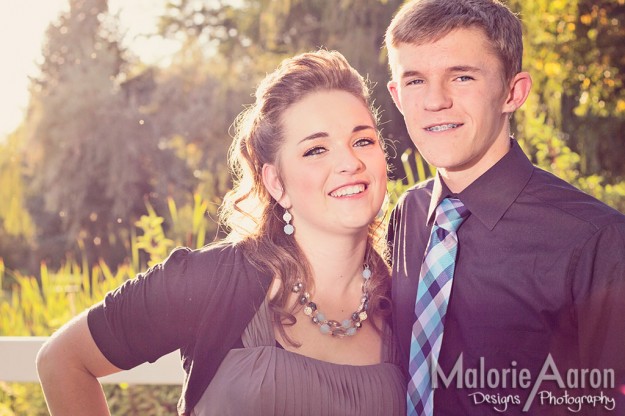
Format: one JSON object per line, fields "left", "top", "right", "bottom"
{"left": 503, "top": 71, "right": 532, "bottom": 114}
{"left": 387, "top": 80, "right": 404, "bottom": 114}
{"left": 262, "top": 163, "right": 290, "bottom": 208}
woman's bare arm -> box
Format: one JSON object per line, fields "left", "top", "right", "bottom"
{"left": 36, "top": 311, "right": 122, "bottom": 415}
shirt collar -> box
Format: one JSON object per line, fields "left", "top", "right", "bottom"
{"left": 426, "top": 139, "right": 534, "bottom": 230}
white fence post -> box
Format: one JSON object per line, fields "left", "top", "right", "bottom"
{"left": 0, "top": 337, "right": 184, "bottom": 385}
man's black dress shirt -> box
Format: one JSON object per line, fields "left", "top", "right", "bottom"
{"left": 389, "top": 140, "right": 625, "bottom": 415}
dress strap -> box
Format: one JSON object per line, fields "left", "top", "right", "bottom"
{"left": 241, "top": 299, "right": 276, "bottom": 348}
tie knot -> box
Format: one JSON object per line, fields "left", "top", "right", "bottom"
{"left": 434, "top": 198, "right": 470, "bottom": 232}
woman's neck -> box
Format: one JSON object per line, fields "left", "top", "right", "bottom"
{"left": 294, "top": 229, "right": 369, "bottom": 294}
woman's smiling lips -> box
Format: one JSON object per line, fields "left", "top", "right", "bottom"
{"left": 329, "top": 182, "right": 368, "bottom": 198}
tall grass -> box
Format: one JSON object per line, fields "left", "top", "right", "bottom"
{"left": 0, "top": 194, "right": 214, "bottom": 415}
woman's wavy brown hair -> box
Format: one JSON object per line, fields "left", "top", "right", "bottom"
{"left": 219, "top": 49, "right": 391, "bottom": 343}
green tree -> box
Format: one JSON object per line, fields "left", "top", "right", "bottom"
{"left": 142, "top": 46, "right": 243, "bottom": 220}
{"left": 510, "top": 0, "right": 625, "bottom": 179}
{"left": 510, "top": 0, "right": 625, "bottom": 211}
{"left": 0, "top": 129, "right": 34, "bottom": 276}
{"left": 24, "top": 0, "right": 154, "bottom": 268}
{"left": 563, "top": 0, "right": 625, "bottom": 177}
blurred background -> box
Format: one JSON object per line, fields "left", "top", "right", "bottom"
{"left": 0, "top": 0, "right": 624, "bottom": 413}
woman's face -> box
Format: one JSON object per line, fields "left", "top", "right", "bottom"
{"left": 265, "top": 89, "right": 387, "bottom": 240}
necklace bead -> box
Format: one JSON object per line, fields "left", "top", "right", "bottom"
{"left": 292, "top": 264, "right": 372, "bottom": 337}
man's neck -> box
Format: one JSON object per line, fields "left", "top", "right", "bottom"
{"left": 439, "top": 138, "right": 513, "bottom": 193}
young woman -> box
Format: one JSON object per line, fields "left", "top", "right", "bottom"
{"left": 37, "top": 50, "right": 406, "bottom": 416}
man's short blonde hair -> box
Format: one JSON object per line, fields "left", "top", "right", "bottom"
{"left": 385, "top": 0, "right": 524, "bottom": 82}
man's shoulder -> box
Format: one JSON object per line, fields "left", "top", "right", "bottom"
{"left": 394, "top": 177, "right": 435, "bottom": 208}
{"left": 388, "top": 178, "right": 435, "bottom": 230}
{"left": 526, "top": 167, "right": 625, "bottom": 230}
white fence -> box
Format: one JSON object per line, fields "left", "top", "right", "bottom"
{"left": 0, "top": 337, "right": 183, "bottom": 384}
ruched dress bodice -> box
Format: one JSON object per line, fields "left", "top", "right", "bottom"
{"left": 191, "top": 300, "right": 406, "bottom": 416}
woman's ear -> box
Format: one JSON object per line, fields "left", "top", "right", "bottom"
{"left": 262, "top": 163, "right": 290, "bottom": 208}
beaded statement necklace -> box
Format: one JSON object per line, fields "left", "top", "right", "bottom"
{"left": 292, "top": 264, "right": 372, "bottom": 337}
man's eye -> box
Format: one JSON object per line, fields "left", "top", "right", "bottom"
{"left": 456, "top": 75, "right": 474, "bottom": 82}
{"left": 406, "top": 79, "right": 423, "bottom": 86}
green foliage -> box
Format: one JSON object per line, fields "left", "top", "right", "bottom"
{"left": 0, "top": 256, "right": 155, "bottom": 415}
{"left": 510, "top": 0, "right": 625, "bottom": 212}
{"left": 21, "top": 0, "right": 230, "bottom": 271}
{"left": 134, "top": 205, "right": 175, "bottom": 268}
{"left": 510, "top": 0, "right": 625, "bottom": 177}
{"left": 166, "top": 194, "right": 212, "bottom": 249}
{"left": 0, "top": 383, "right": 49, "bottom": 416}
{"left": 0, "top": 192, "right": 216, "bottom": 414}
{"left": 386, "top": 149, "right": 436, "bottom": 210}
{"left": 105, "top": 384, "right": 180, "bottom": 415}
{"left": 516, "top": 114, "right": 625, "bottom": 213}
{"left": 159, "top": 0, "right": 410, "bottom": 173}
{"left": 577, "top": 176, "right": 625, "bottom": 213}
{"left": 133, "top": 193, "right": 219, "bottom": 268}
{"left": 0, "top": 382, "right": 181, "bottom": 416}
{"left": 0, "top": 260, "right": 131, "bottom": 337}
{"left": 0, "top": 132, "right": 33, "bottom": 239}
{"left": 0, "top": 131, "right": 35, "bottom": 274}
{"left": 23, "top": 0, "right": 151, "bottom": 269}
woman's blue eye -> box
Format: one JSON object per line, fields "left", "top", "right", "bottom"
{"left": 354, "top": 138, "right": 375, "bottom": 147}
{"left": 303, "top": 146, "right": 326, "bottom": 157}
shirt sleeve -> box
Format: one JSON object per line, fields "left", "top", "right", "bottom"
{"left": 573, "top": 222, "right": 625, "bottom": 377}
{"left": 87, "top": 246, "right": 195, "bottom": 370}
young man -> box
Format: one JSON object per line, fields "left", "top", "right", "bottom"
{"left": 385, "top": 0, "right": 625, "bottom": 415}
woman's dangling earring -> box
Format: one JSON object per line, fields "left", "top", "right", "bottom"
{"left": 376, "top": 192, "right": 389, "bottom": 220}
{"left": 283, "top": 209, "right": 294, "bottom": 235}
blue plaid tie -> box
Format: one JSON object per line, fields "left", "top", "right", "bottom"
{"left": 407, "top": 197, "right": 470, "bottom": 416}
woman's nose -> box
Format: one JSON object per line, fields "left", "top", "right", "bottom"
{"left": 334, "top": 146, "right": 365, "bottom": 174}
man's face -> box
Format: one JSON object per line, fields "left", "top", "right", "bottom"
{"left": 388, "top": 27, "right": 523, "bottom": 190}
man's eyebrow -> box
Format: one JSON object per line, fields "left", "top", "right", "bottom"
{"left": 400, "top": 65, "right": 483, "bottom": 79}
{"left": 298, "top": 125, "right": 375, "bottom": 144}
{"left": 448, "top": 65, "right": 482, "bottom": 73}
{"left": 400, "top": 70, "right": 424, "bottom": 80}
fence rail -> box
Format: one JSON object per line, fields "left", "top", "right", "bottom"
{"left": 0, "top": 337, "right": 183, "bottom": 385}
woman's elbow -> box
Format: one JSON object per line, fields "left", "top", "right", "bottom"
{"left": 36, "top": 311, "right": 102, "bottom": 383}
{"left": 36, "top": 337, "right": 66, "bottom": 383}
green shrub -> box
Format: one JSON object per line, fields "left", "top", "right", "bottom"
{"left": 0, "top": 196, "right": 211, "bottom": 415}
